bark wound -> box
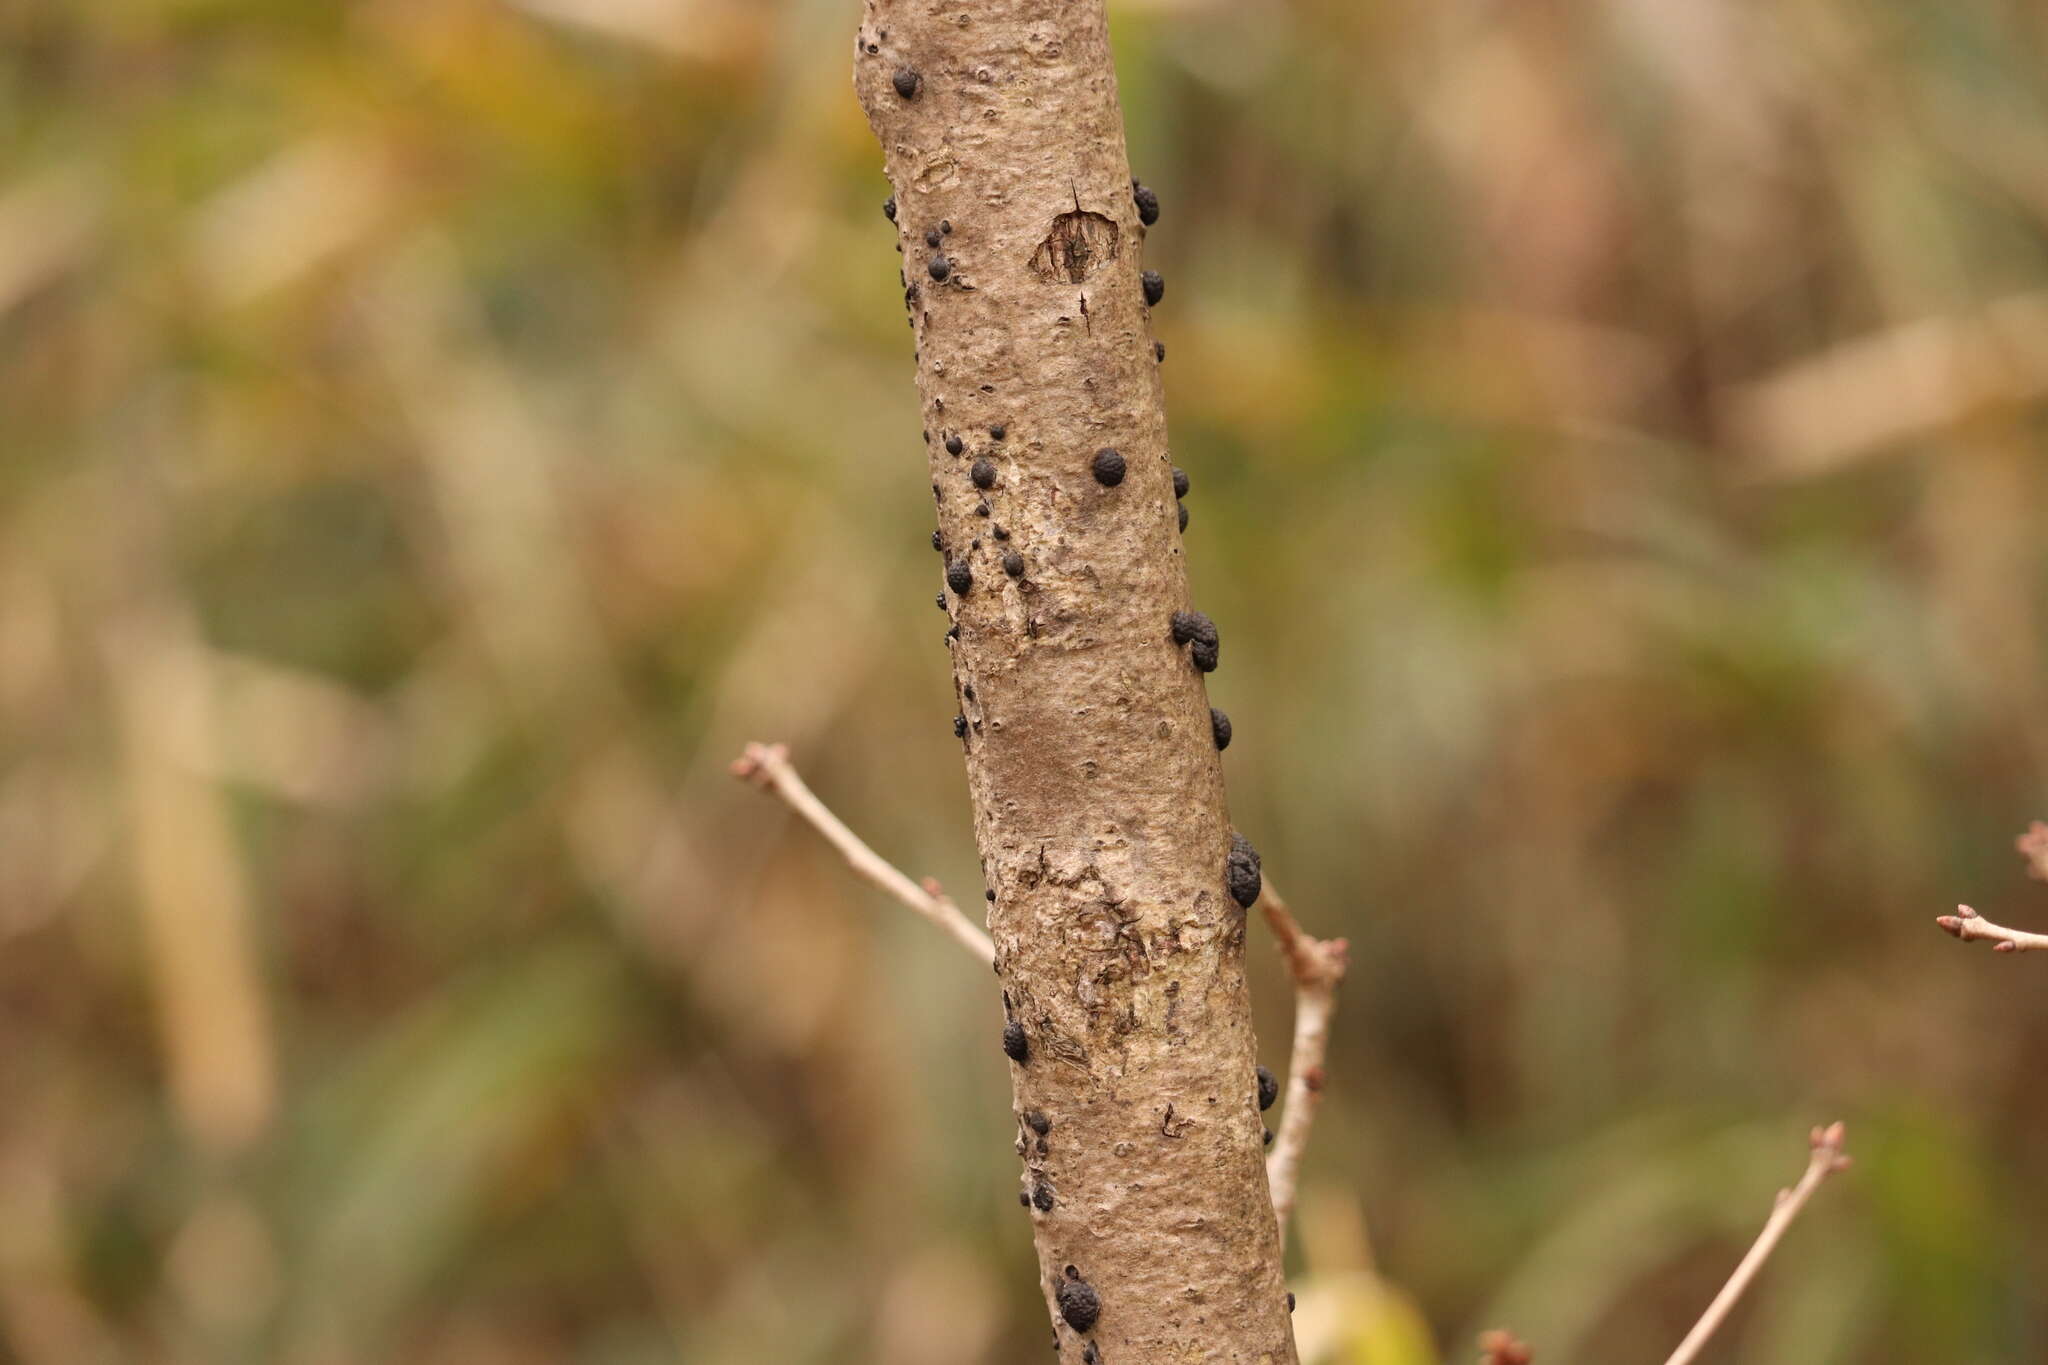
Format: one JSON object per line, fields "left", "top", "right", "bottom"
{"left": 1031, "top": 211, "right": 1120, "bottom": 283}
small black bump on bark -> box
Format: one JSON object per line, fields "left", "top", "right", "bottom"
{"left": 945, "top": 433, "right": 964, "bottom": 456}
{"left": 971, "top": 457, "right": 997, "bottom": 489}
{"left": 1211, "top": 707, "right": 1232, "bottom": 750}
{"left": 1155, "top": 340, "right": 1165, "bottom": 362}
{"left": 1025, "top": 1110, "right": 1051, "bottom": 1135}
{"left": 1032, "top": 1181, "right": 1055, "bottom": 1212}
{"left": 1170, "top": 610, "right": 1218, "bottom": 649}
{"left": 1056, "top": 1270, "right": 1100, "bottom": 1333}
{"left": 1002, "top": 1020, "right": 1029, "bottom": 1063}
{"left": 1003, "top": 550, "right": 1025, "bottom": 578}
{"left": 1132, "top": 181, "right": 1159, "bottom": 225}
{"left": 891, "top": 68, "right": 921, "bottom": 99}
{"left": 954, "top": 714, "right": 967, "bottom": 739}
{"left": 990, "top": 423, "right": 1006, "bottom": 440}
{"left": 928, "top": 254, "right": 951, "bottom": 281}
{"left": 1172, "top": 466, "right": 1190, "bottom": 499}
{"left": 1227, "top": 832, "right": 1262, "bottom": 908}
{"left": 1091, "top": 447, "right": 1126, "bottom": 486}
{"left": 946, "top": 560, "right": 972, "bottom": 594}
{"left": 1141, "top": 269, "right": 1164, "bottom": 306}
{"left": 1178, "top": 502, "right": 1189, "bottom": 533}
{"left": 1256, "top": 1064, "right": 1279, "bottom": 1111}
{"left": 925, "top": 227, "right": 942, "bottom": 248}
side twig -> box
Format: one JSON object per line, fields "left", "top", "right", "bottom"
{"left": 1936, "top": 904, "right": 2048, "bottom": 954}
{"left": 1660, "top": 1122, "right": 1851, "bottom": 1365}
{"left": 1257, "top": 878, "right": 1350, "bottom": 1240}
{"left": 1938, "top": 821, "right": 2048, "bottom": 954}
{"left": 729, "top": 741, "right": 995, "bottom": 966}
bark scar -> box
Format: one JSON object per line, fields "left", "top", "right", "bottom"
{"left": 1030, "top": 210, "right": 1120, "bottom": 283}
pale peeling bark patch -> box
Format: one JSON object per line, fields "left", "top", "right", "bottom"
{"left": 856, "top": 2, "right": 1297, "bottom": 1361}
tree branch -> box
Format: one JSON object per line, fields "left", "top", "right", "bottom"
{"left": 1257, "top": 878, "right": 1349, "bottom": 1240}
{"left": 729, "top": 741, "right": 995, "bottom": 966}
{"left": 1936, "top": 904, "right": 2048, "bottom": 954}
{"left": 1937, "top": 822, "right": 2048, "bottom": 954}
{"left": 1660, "top": 1122, "right": 1851, "bottom": 1365}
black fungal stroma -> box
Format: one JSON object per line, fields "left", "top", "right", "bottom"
{"left": 1057, "top": 1267, "right": 1100, "bottom": 1333}
{"left": 928, "top": 254, "right": 952, "bottom": 282}
{"left": 1003, "top": 550, "right": 1025, "bottom": 578}
{"left": 883, "top": 195, "right": 897, "bottom": 221}
{"left": 947, "top": 560, "right": 973, "bottom": 594}
{"left": 892, "top": 67, "right": 921, "bottom": 99}
{"left": 1141, "top": 269, "right": 1164, "bottom": 306}
{"left": 945, "top": 433, "right": 965, "bottom": 455}
{"left": 1172, "top": 466, "right": 1190, "bottom": 499}
{"left": 1024, "top": 1110, "right": 1051, "bottom": 1135}
{"left": 1002, "top": 1020, "right": 1030, "bottom": 1063}
{"left": 1132, "top": 179, "right": 1159, "bottom": 226}
{"left": 1210, "top": 706, "right": 1232, "bottom": 751}
{"left": 1256, "top": 1063, "right": 1279, "bottom": 1112}
{"left": 1091, "top": 448, "right": 1126, "bottom": 486}
{"left": 1226, "top": 832, "right": 1262, "bottom": 909}
{"left": 971, "top": 457, "right": 998, "bottom": 489}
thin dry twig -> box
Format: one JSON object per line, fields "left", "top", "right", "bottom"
{"left": 1660, "top": 1122, "right": 1852, "bottom": 1365}
{"left": 1937, "top": 821, "right": 2048, "bottom": 954}
{"left": 729, "top": 741, "right": 995, "bottom": 966}
{"left": 1936, "top": 904, "right": 2048, "bottom": 954}
{"left": 731, "top": 742, "right": 1350, "bottom": 1235}
{"left": 1256, "top": 878, "right": 1350, "bottom": 1240}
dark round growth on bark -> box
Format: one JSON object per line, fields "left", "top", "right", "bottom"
{"left": 1002, "top": 1020, "right": 1030, "bottom": 1063}
{"left": 1211, "top": 706, "right": 1232, "bottom": 750}
{"left": 990, "top": 423, "right": 1006, "bottom": 440}
{"left": 1003, "top": 550, "right": 1025, "bottom": 578}
{"left": 1056, "top": 1270, "right": 1100, "bottom": 1333}
{"left": 1256, "top": 1063, "right": 1278, "bottom": 1111}
{"left": 971, "top": 457, "right": 998, "bottom": 489}
{"left": 1170, "top": 610, "right": 1218, "bottom": 649}
{"left": 892, "top": 67, "right": 921, "bottom": 99}
{"left": 1226, "top": 832, "right": 1262, "bottom": 908}
{"left": 1133, "top": 180, "right": 1160, "bottom": 225}
{"left": 992, "top": 524, "right": 1009, "bottom": 540}
{"left": 1191, "top": 640, "right": 1219, "bottom": 672}
{"left": 1172, "top": 466, "right": 1190, "bottom": 499}
{"left": 953, "top": 714, "right": 967, "bottom": 739}
{"left": 1141, "top": 269, "right": 1164, "bottom": 305}
{"left": 1155, "top": 340, "right": 1165, "bottom": 362}
{"left": 925, "top": 227, "right": 943, "bottom": 248}
{"left": 1178, "top": 502, "right": 1189, "bottom": 533}
{"left": 1091, "top": 447, "right": 1126, "bottom": 486}
{"left": 1262, "top": 1126, "right": 1274, "bottom": 1146}
{"left": 1032, "top": 1181, "right": 1055, "bottom": 1212}
{"left": 946, "top": 560, "right": 973, "bottom": 595}
{"left": 883, "top": 195, "right": 896, "bottom": 221}
{"left": 932, "top": 530, "right": 943, "bottom": 552}
{"left": 928, "top": 254, "right": 951, "bottom": 282}
{"left": 945, "top": 433, "right": 964, "bottom": 455}
{"left": 1025, "top": 1109, "right": 1051, "bottom": 1135}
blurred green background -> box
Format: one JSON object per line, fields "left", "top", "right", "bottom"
{"left": 6, "top": 0, "right": 2048, "bottom": 1361}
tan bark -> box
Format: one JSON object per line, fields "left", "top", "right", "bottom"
{"left": 855, "top": 4, "right": 1298, "bottom": 1359}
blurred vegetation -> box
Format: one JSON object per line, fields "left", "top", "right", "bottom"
{"left": 5, "top": 0, "right": 2048, "bottom": 1361}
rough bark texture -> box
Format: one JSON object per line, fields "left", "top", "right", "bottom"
{"left": 855, "top": 4, "right": 1298, "bottom": 1360}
